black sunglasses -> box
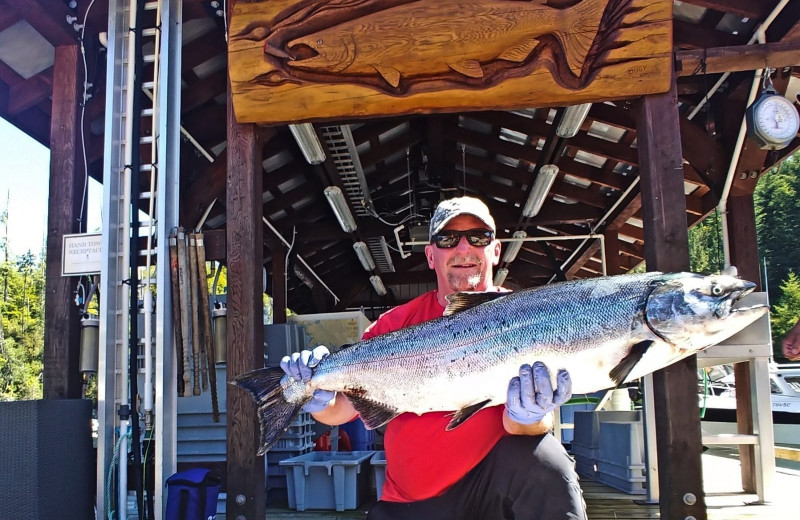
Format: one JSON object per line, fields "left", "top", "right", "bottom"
{"left": 431, "top": 229, "right": 495, "bottom": 249}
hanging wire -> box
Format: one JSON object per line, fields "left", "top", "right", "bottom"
{"left": 406, "top": 147, "right": 413, "bottom": 215}
{"left": 762, "top": 67, "right": 775, "bottom": 91}
{"left": 461, "top": 144, "right": 466, "bottom": 194}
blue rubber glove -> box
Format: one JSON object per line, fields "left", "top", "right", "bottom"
{"left": 506, "top": 362, "right": 572, "bottom": 425}
{"left": 280, "top": 346, "right": 335, "bottom": 413}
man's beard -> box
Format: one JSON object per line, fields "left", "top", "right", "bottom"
{"left": 446, "top": 255, "right": 483, "bottom": 291}
{"left": 447, "top": 272, "right": 482, "bottom": 291}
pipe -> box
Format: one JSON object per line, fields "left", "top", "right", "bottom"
{"left": 262, "top": 217, "right": 340, "bottom": 304}
{"left": 143, "top": 289, "right": 153, "bottom": 415}
{"left": 117, "top": 0, "right": 139, "bottom": 510}
{"left": 719, "top": 0, "right": 789, "bottom": 267}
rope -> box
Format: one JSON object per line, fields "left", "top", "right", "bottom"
{"left": 106, "top": 428, "right": 130, "bottom": 520}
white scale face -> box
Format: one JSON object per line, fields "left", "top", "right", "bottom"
{"left": 755, "top": 95, "right": 800, "bottom": 143}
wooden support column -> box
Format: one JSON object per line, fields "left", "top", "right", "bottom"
{"left": 603, "top": 232, "right": 622, "bottom": 275}
{"left": 43, "top": 44, "right": 83, "bottom": 399}
{"left": 636, "top": 76, "right": 707, "bottom": 519}
{"left": 726, "top": 194, "right": 761, "bottom": 492}
{"left": 225, "top": 83, "right": 265, "bottom": 520}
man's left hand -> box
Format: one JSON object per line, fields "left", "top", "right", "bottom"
{"left": 506, "top": 362, "right": 572, "bottom": 425}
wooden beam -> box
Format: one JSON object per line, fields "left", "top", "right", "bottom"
{"left": 180, "top": 149, "right": 227, "bottom": 228}
{"left": 636, "top": 76, "right": 707, "bottom": 520}
{"left": 681, "top": 0, "right": 770, "bottom": 20}
{"left": 11, "top": 0, "right": 77, "bottom": 46}
{"left": 225, "top": 81, "right": 265, "bottom": 520}
{"left": 726, "top": 194, "right": 761, "bottom": 493}
{"left": 676, "top": 41, "right": 800, "bottom": 77}
{"left": 230, "top": 0, "right": 673, "bottom": 124}
{"left": 43, "top": 44, "right": 82, "bottom": 399}
{"left": 673, "top": 19, "right": 746, "bottom": 50}
{"left": 7, "top": 67, "right": 53, "bottom": 116}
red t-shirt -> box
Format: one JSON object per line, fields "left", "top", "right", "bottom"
{"left": 361, "top": 290, "right": 508, "bottom": 503}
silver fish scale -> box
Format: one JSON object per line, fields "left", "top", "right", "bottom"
{"left": 306, "top": 273, "right": 664, "bottom": 414}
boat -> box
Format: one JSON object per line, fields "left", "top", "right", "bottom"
{"left": 699, "top": 363, "right": 800, "bottom": 445}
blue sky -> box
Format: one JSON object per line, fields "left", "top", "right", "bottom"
{"left": 0, "top": 117, "right": 101, "bottom": 260}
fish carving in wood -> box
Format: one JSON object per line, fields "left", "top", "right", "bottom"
{"left": 252, "top": 0, "right": 638, "bottom": 94}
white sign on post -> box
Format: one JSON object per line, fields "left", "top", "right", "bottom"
{"left": 62, "top": 233, "right": 102, "bottom": 276}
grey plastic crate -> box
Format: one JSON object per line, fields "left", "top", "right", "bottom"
{"left": 574, "top": 457, "right": 597, "bottom": 478}
{"left": 371, "top": 451, "right": 387, "bottom": 500}
{"left": 573, "top": 410, "right": 641, "bottom": 450}
{"left": 597, "top": 421, "right": 644, "bottom": 466}
{"left": 280, "top": 451, "right": 375, "bottom": 511}
{"left": 593, "top": 469, "right": 646, "bottom": 495}
{"left": 597, "top": 460, "right": 645, "bottom": 481}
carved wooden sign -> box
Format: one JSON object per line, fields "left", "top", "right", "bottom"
{"left": 229, "top": 0, "right": 672, "bottom": 125}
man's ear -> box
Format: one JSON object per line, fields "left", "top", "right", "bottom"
{"left": 424, "top": 244, "right": 435, "bottom": 269}
{"left": 491, "top": 240, "right": 501, "bottom": 266}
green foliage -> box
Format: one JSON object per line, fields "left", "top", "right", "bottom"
{"left": 769, "top": 272, "right": 800, "bottom": 359}
{"left": 755, "top": 156, "right": 800, "bottom": 303}
{"left": 688, "top": 211, "right": 724, "bottom": 274}
{"left": 0, "top": 252, "right": 45, "bottom": 400}
{"left": 753, "top": 155, "right": 800, "bottom": 357}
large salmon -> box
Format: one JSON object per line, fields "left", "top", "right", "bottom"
{"left": 233, "top": 270, "right": 767, "bottom": 454}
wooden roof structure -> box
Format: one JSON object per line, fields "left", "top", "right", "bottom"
{"left": 2, "top": 1, "right": 800, "bottom": 519}
{"left": 0, "top": 0, "right": 797, "bottom": 315}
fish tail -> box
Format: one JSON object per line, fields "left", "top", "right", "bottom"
{"left": 231, "top": 367, "right": 309, "bottom": 455}
{"left": 559, "top": 0, "right": 632, "bottom": 77}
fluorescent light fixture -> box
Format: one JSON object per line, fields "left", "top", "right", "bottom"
{"left": 289, "top": 123, "right": 326, "bottom": 164}
{"left": 324, "top": 186, "right": 357, "bottom": 233}
{"left": 556, "top": 103, "right": 592, "bottom": 138}
{"left": 353, "top": 241, "right": 376, "bottom": 271}
{"left": 370, "top": 275, "right": 387, "bottom": 296}
{"left": 502, "top": 230, "right": 527, "bottom": 263}
{"left": 493, "top": 268, "right": 509, "bottom": 287}
{"left": 522, "top": 164, "right": 559, "bottom": 218}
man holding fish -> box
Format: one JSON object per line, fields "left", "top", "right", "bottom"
{"left": 281, "top": 197, "right": 587, "bottom": 519}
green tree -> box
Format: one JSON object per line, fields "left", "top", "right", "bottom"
{"left": 0, "top": 252, "right": 45, "bottom": 400}
{"left": 770, "top": 271, "right": 800, "bottom": 360}
{"left": 754, "top": 156, "right": 800, "bottom": 303}
{"left": 689, "top": 210, "right": 724, "bottom": 274}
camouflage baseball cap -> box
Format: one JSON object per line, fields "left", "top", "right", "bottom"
{"left": 429, "top": 196, "right": 496, "bottom": 241}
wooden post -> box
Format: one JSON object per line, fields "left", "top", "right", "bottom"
{"left": 225, "top": 81, "right": 265, "bottom": 519}
{"left": 726, "top": 194, "right": 761, "bottom": 492}
{"left": 636, "top": 76, "right": 707, "bottom": 519}
{"left": 603, "top": 232, "right": 622, "bottom": 275}
{"left": 43, "top": 44, "right": 83, "bottom": 399}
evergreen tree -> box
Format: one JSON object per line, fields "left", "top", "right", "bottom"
{"left": 689, "top": 210, "right": 724, "bottom": 274}
{"left": 0, "top": 252, "right": 44, "bottom": 400}
{"left": 754, "top": 156, "right": 800, "bottom": 303}
{"left": 769, "top": 271, "right": 800, "bottom": 360}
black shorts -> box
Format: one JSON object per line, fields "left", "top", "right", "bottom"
{"left": 367, "top": 434, "right": 587, "bottom": 520}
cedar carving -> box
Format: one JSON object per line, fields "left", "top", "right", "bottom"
{"left": 229, "top": 0, "right": 672, "bottom": 125}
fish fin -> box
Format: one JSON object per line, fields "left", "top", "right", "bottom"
{"left": 345, "top": 393, "right": 400, "bottom": 430}
{"left": 448, "top": 60, "right": 484, "bottom": 78}
{"left": 444, "top": 291, "right": 509, "bottom": 316}
{"left": 608, "top": 340, "right": 653, "bottom": 387}
{"left": 498, "top": 38, "right": 540, "bottom": 63}
{"left": 372, "top": 65, "right": 401, "bottom": 88}
{"left": 555, "top": 0, "right": 609, "bottom": 76}
{"left": 231, "top": 367, "right": 305, "bottom": 455}
{"left": 445, "top": 399, "right": 492, "bottom": 430}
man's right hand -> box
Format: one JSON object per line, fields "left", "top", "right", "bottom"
{"left": 280, "top": 346, "right": 336, "bottom": 413}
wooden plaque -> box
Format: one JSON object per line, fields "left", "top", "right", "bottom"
{"left": 229, "top": 0, "right": 673, "bottom": 125}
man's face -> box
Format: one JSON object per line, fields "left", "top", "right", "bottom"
{"left": 425, "top": 214, "right": 501, "bottom": 294}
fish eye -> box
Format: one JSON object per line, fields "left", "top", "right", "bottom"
{"left": 711, "top": 284, "right": 723, "bottom": 296}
